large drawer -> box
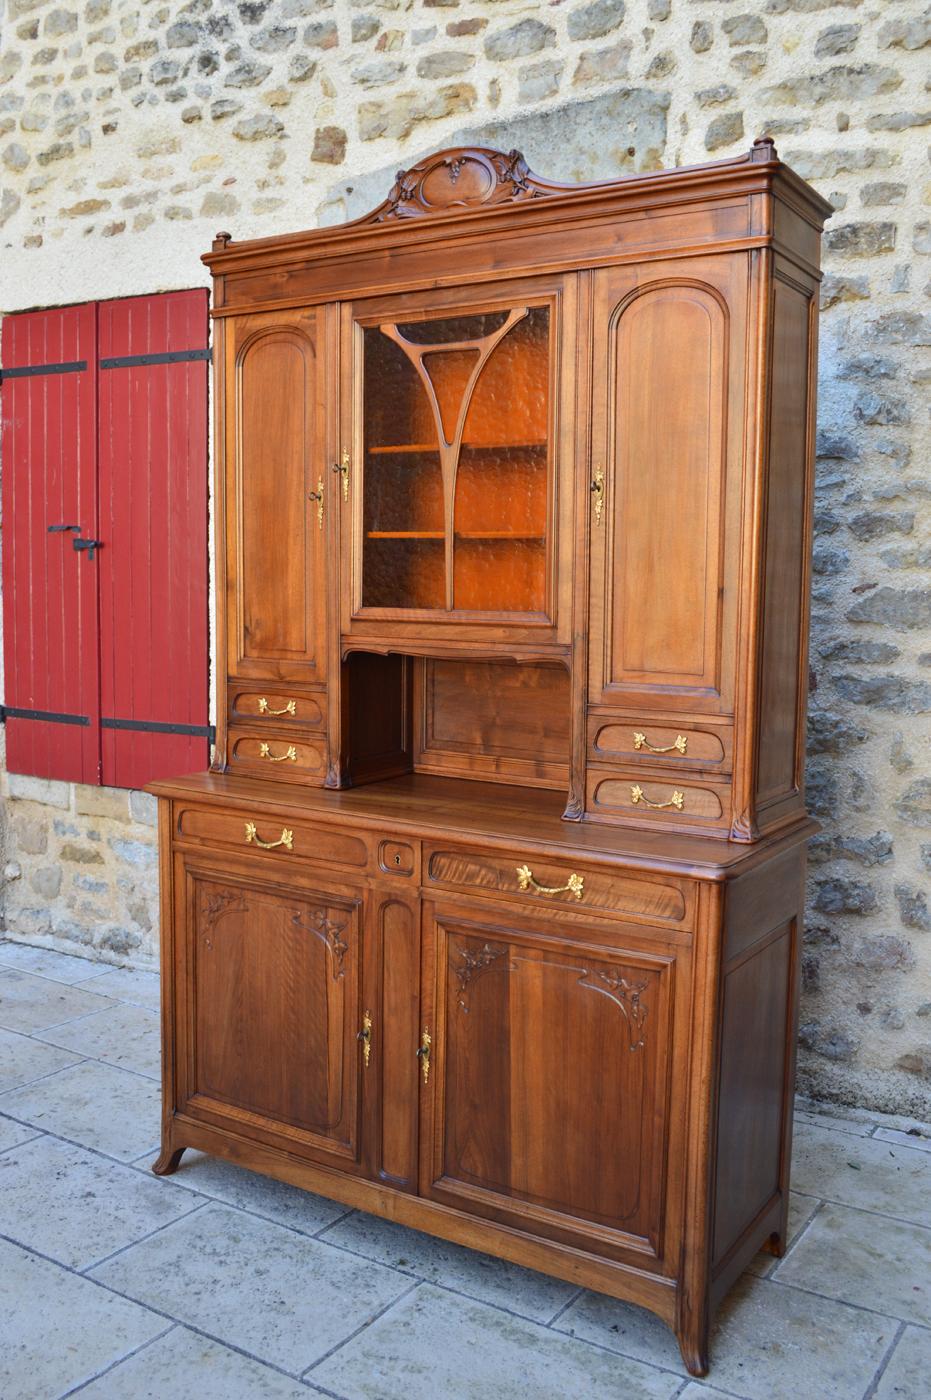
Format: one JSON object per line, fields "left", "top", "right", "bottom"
{"left": 424, "top": 844, "right": 693, "bottom": 929}
{"left": 174, "top": 804, "right": 371, "bottom": 871}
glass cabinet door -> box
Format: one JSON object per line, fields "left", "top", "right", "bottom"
{"left": 357, "top": 300, "right": 553, "bottom": 617}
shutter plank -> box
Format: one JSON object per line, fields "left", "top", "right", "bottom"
{"left": 1, "top": 305, "right": 100, "bottom": 783}
{"left": 97, "top": 290, "right": 209, "bottom": 789}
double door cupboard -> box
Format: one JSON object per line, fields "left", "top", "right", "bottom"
{"left": 152, "top": 142, "right": 830, "bottom": 1376}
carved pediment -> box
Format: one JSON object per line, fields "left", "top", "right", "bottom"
{"left": 363, "top": 147, "right": 564, "bottom": 224}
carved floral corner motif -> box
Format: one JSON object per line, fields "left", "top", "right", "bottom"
{"left": 292, "top": 907, "right": 350, "bottom": 981}
{"left": 455, "top": 941, "right": 508, "bottom": 1012}
{"left": 579, "top": 967, "right": 649, "bottom": 1051}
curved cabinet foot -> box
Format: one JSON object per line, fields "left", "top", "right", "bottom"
{"left": 152, "top": 1145, "right": 186, "bottom": 1176}
{"left": 676, "top": 1321, "right": 710, "bottom": 1378}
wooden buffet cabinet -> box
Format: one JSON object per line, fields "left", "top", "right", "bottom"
{"left": 151, "top": 141, "right": 830, "bottom": 1375}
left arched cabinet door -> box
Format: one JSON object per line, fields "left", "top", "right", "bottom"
{"left": 222, "top": 308, "right": 328, "bottom": 687}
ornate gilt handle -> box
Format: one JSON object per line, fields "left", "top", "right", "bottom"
{"left": 416, "top": 1026, "right": 431, "bottom": 1084}
{"left": 590, "top": 466, "right": 605, "bottom": 526}
{"left": 357, "top": 1010, "right": 372, "bottom": 1069}
{"left": 244, "top": 821, "right": 293, "bottom": 851}
{"left": 516, "top": 864, "right": 584, "bottom": 901}
{"left": 258, "top": 698, "right": 296, "bottom": 717}
{"left": 307, "top": 477, "right": 324, "bottom": 530}
{"left": 633, "top": 731, "right": 687, "bottom": 755}
{"left": 630, "top": 785, "right": 684, "bottom": 811}
{"left": 333, "top": 448, "right": 350, "bottom": 501}
{"left": 259, "top": 742, "right": 297, "bottom": 763}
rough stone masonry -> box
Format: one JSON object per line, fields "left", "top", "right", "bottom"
{"left": 0, "top": 0, "right": 929, "bottom": 1118}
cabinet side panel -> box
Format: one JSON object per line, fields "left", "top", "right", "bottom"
{"left": 755, "top": 278, "right": 814, "bottom": 809}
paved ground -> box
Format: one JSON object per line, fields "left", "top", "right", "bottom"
{"left": 0, "top": 937, "right": 928, "bottom": 1400}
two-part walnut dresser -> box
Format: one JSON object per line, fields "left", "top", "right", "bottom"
{"left": 150, "top": 139, "right": 831, "bottom": 1376}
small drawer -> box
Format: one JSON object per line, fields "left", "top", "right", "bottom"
{"left": 229, "top": 687, "right": 324, "bottom": 728}
{"left": 227, "top": 728, "right": 326, "bottom": 781}
{"left": 587, "top": 768, "right": 731, "bottom": 832}
{"left": 589, "top": 718, "right": 732, "bottom": 773}
{"left": 425, "top": 845, "right": 692, "bottom": 928}
{"left": 176, "top": 804, "right": 369, "bottom": 869}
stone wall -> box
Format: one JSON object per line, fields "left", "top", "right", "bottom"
{"left": 0, "top": 0, "right": 929, "bottom": 1116}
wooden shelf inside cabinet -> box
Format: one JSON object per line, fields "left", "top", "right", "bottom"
{"left": 366, "top": 531, "right": 546, "bottom": 541}
{"left": 367, "top": 441, "right": 548, "bottom": 456}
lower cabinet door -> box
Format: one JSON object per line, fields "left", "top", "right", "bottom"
{"left": 173, "top": 851, "right": 366, "bottom": 1171}
{"left": 420, "top": 900, "right": 688, "bottom": 1268}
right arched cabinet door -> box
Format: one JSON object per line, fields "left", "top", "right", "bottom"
{"left": 587, "top": 257, "right": 749, "bottom": 722}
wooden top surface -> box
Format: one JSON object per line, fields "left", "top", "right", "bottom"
{"left": 150, "top": 769, "right": 816, "bottom": 882}
{"left": 203, "top": 140, "right": 833, "bottom": 277}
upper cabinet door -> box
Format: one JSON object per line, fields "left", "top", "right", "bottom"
{"left": 588, "top": 258, "right": 747, "bottom": 715}
{"left": 342, "top": 277, "right": 575, "bottom": 653}
{"left": 224, "top": 308, "right": 328, "bottom": 684}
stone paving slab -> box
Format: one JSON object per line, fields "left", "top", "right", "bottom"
{"left": 872, "top": 1325, "right": 931, "bottom": 1400}
{"left": 87, "top": 965, "right": 162, "bottom": 1012}
{"left": 0, "top": 1025, "right": 82, "bottom": 1093}
{"left": 36, "top": 1000, "right": 161, "bottom": 1080}
{"left": 319, "top": 1210, "right": 580, "bottom": 1323}
{"left": 0, "top": 1236, "right": 167, "bottom": 1400}
{"left": 790, "top": 1122, "right": 931, "bottom": 1227}
{"left": 0, "top": 941, "right": 111, "bottom": 985}
{"left": 72, "top": 1326, "right": 316, "bottom": 1399}
{"left": 0, "top": 1111, "right": 44, "bottom": 1154}
{"left": 0, "top": 1059, "right": 161, "bottom": 1162}
{"left": 774, "top": 1203, "right": 931, "bottom": 1327}
{"left": 89, "top": 1202, "right": 416, "bottom": 1375}
{"left": 554, "top": 1273, "right": 899, "bottom": 1398}
{"left": 0, "top": 968, "right": 115, "bottom": 1035}
{"left": 0, "top": 1134, "right": 206, "bottom": 1270}
{"left": 134, "top": 1146, "right": 348, "bottom": 1235}
{"left": 311, "top": 1282, "right": 682, "bottom": 1399}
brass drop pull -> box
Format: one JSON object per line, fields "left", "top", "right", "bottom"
{"left": 244, "top": 821, "right": 293, "bottom": 851}
{"left": 259, "top": 742, "right": 297, "bottom": 763}
{"left": 633, "top": 731, "right": 687, "bottom": 755}
{"left": 357, "top": 1010, "right": 373, "bottom": 1068}
{"left": 630, "top": 785, "right": 684, "bottom": 811}
{"left": 516, "top": 864, "right": 584, "bottom": 901}
{"left": 590, "top": 467, "right": 605, "bottom": 526}
{"left": 416, "top": 1026, "right": 431, "bottom": 1084}
{"left": 333, "top": 448, "right": 350, "bottom": 501}
{"left": 307, "top": 477, "right": 324, "bottom": 530}
{"left": 258, "top": 698, "right": 297, "bottom": 717}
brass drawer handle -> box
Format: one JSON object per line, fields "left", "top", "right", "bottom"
{"left": 516, "top": 864, "right": 584, "bottom": 901}
{"left": 258, "top": 698, "right": 296, "bottom": 717}
{"left": 633, "top": 731, "right": 687, "bottom": 755}
{"left": 630, "top": 785, "right": 684, "bottom": 811}
{"left": 259, "top": 742, "right": 297, "bottom": 763}
{"left": 416, "top": 1026, "right": 431, "bottom": 1084}
{"left": 357, "top": 1010, "right": 373, "bottom": 1068}
{"left": 244, "top": 821, "right": 293, "bottom": 851}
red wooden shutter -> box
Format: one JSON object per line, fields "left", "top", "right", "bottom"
{"left": 1, "top": 305, "right": 100, "bottom": 783}
{"left": 97, "top": 290, "right": 210, "bottom": 788}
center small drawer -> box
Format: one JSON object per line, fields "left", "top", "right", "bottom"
{"left": 175, "top": 804, "right": 370, "bottom": 870}
{"left": 425, "top": 845, "right": 692, "bottom": 929}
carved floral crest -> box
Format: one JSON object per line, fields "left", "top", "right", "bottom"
{"left": 368, "top": 148, "right": 555, "bottom": 224}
